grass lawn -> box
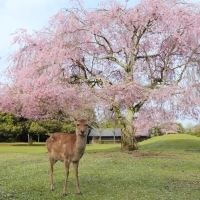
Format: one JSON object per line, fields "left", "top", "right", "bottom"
{"left": 0, "top": 134, "right": 200, "bottom": 200}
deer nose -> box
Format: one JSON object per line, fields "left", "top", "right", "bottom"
{"left": 81, "top": 130, "right": 85, "bottom": 134}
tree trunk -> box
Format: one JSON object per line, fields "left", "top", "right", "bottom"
{"left": 117, "top": 65, "right": 138, "bottom": 150}
{"left": 28, "top": 133, "right": 33, "bottom": 145}
{"left": 113, "top": 104, "right": 138, "bottom": 151}
{"left": 120, "top": 106, "right": 138, "bottom": 151}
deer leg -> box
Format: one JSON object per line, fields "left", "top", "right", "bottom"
{"left": 73, "top": 161, "right": 82, "bottom": 195}
{"left": 63, "top": 159, "right": 70, "bottom": 196}
{"left": 49, "top": 156, "right": 56, "bottom": 191}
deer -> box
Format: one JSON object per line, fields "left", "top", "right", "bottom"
{"left": 46, "top": 117, "right": 90, "bottom": 196}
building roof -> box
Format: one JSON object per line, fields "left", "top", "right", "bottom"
{"left": 89, "top": 128, "right": 121, "bottom": 137}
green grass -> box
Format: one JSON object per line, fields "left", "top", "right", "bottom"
{"left": 1, "top": 134, "right": 200, "bottom": 200}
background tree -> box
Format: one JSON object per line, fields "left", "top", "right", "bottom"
{"left": 39, "top": 119, "right": 62, "bottom": 134}
{"left": 100, "top": 120, "right": 120, "bottom": 129}
{"left": 185, "top": 122, "right": 194, "bottom": 133}
{"left": 187, "top": 124, "right": 200, "bottom": 137}
{"left": 1, "top": 0, "right": 200, "bottom": 150}
{"left": 0, "top": 112, "right": 77, "bottom": 143}
{"left": 61, "top": 118, "right": 76, "bottom": 133}
{"left": 176, "top": 123, "right": 185, "bottom": 134}
{"left": 28, "top": 121, "right": 47, "bottom": 144}
{"left": 0, "top": 112, "right": 23, "bottom": 142}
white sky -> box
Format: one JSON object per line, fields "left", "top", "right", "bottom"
{"left": 0, "top": 0, "right": 198, "bottom": 126}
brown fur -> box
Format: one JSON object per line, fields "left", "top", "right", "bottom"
{"left": 46, "top": 118, "right": 89, "bottom": 196}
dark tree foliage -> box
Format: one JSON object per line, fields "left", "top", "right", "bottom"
{"left": 0, "top": 112, "right": 24, "bottom": 142}
{"left": 0, "top": 112, "right": 76, "bottom": 142}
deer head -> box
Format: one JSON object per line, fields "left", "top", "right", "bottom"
{"left": 75, "top": 118, "right": 90, "bottom": 137}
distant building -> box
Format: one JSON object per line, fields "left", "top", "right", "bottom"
{"left": 88, "top": 128, "right": 149, "bottom": 143}
{"left": 88, "top": 128, "right": 121, "bottom": 143}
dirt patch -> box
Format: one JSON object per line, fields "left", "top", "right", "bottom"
{"left": 88, "top": 151, "right": 174, "bottom": 159}
{"left": 125, "top": 151, "right": 174, "bottom": 158}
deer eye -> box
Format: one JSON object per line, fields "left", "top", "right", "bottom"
{"left": 77, "top": 124, "right": 80, "bottom": 126}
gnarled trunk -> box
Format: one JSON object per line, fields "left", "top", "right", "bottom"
{"left": 113, "top": 104, "right": 138, "bottom": 151}
{"left": 120, "top": 106, "right": 138, "bottom": 151}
